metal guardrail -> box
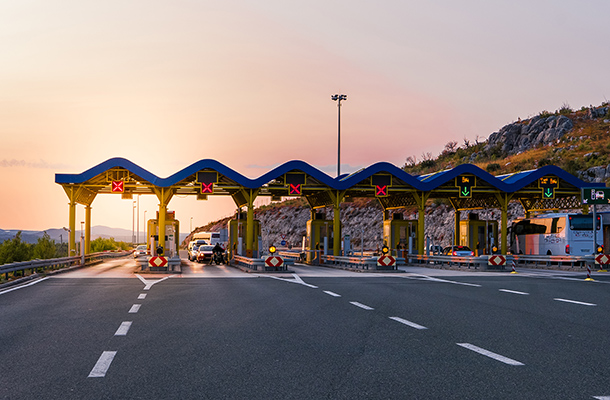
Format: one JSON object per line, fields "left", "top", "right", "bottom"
{"left": 511, "top": 254, "right": 594, "bottom": 269}
{"left": 321, "top": 255, "right": 401, "bottom": 271}
{"left": 0, "top": 251, "right": 131, "bottom": 281}
{"left": 407, "top": 254, "right": 597, "bottom": 270}
{"left": 231, "top": 255, "right": 293, "bottom": 272}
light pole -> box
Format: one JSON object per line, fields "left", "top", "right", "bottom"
{"left": 190, "top": 217, "right": 193, "bottom": 232}
{"left": 331, "top": 94, "right": 347, "bottom": 177}
{"left": 137, "top": 195, "right": 140, "bottom": 244}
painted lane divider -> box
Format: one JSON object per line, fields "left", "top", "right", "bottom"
{"left": 456, "top": 343, "right": 524, "bottom": 366}
{"left": 389, "top": 316, "right": 427, "bottom": 330}
{"left": 88, "top": 351, "right": 117, "bottom": 378}
{"left": 264, "top": 274, "right": 318, "bottom": 289}
{"left": 401, "top": 274, "right": 481, "bottom": 287}
{"left": 350, "top": 301, "right": 374, "bottom": 310}
{"left": 323, "top": 290, "right": 341, "bottom": 297}
{"left": 114, "top": 321, "right": 133, "bottom": 336}
{"left": 554, "top": 298, "right": 597, "bottom": 307}
{"left": 138, "top": 293, "right": 147, "bottom": 300}
{"left": 128, "top": 304, "right": 141, "bottom": 313}
{"left": 499, "top": 289, "right": 529, "bottom": 295}
{"left": 593, "top": 396, "right": 610, "bottom": 399}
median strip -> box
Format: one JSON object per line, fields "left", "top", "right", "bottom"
{"left": 457, "top": 343, "right": 524, "bottom": 366}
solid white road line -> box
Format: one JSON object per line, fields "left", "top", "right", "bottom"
{"left": 0, "top": 277, "right": 49, "bottom": 295}
{"left": 554, "top": 298, "right": 596, "bottom": 306}
{"left": 323, "top": 290, "right": 341, "bottom": 297}
{"left": 137, "top": 293, "right": 147, "bottom": 299}
{"left": 88, "top": 351, "right": 117, "bottom": 378}
{"left": 593, "top": 396, "right": 610, "bottom": 399}
{"left": 389, "top": 316, "right": 428, "bottom": 330}
{"left": 114, "top": 321, "right": 133, "bottom": 336}
{"left": 499, "top": 289, "right": 529, "bottom": 295}
{"left": 457, "top": 343, "right": 524, "bottom": 366}
{"left": 350, "top": 301, "right": 374, "bottom": 310}
{"left": 128, "top": 304, "right": 141, "bottom": 313}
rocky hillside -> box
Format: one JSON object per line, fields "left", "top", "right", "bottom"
{"left": 184, "top": 102, "right": 610, "bottom": 250}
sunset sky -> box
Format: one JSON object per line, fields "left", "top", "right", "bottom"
{"left": 1, "top": 0, "right": 609, "bottom": 234}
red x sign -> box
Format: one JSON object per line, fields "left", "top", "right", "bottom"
{"left": 376, "top": 185, "right": 387, "bottom": 196}
{"left": 201, "top": 182, "right": 214, "bottom": 194}
{"left": 111, "top": 180, "right": 124, "bottom": 193}
{"left": 289, "top": 183, "right": 301, "bottom": 195}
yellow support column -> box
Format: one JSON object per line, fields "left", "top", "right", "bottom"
{"left": 246, "top": 190, "right": 255, "bottom": 258}
{"left": 454, "top": 210, "right": 460, "bottom": 246}
{"left": 158, "top": 203, "right": 167, "bottom": 251}
{"left": 495, "top": 193, "right": 513, "bottom": 254}
{"left": 69, "top": 200, "right": 76, "bottom": 256}
{"left": 413, "top": 191, "right": 429, "bottom": 255}
{"left": 329, "top": 190, "right": 344, "bottom": 256}
{"left": 85, "top": 205, "right": 91, "bottom": 254}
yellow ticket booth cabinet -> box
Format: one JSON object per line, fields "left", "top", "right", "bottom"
{"left": 228, "top": 214, "right": 261, "bottom": 259}
{"left": 147, "top": 211, "right": 180, "bottom": 258}
{"left": 306, "top": 212, "right": 335, "bottom": 262}
{"left": 459, "top": 213, "right": 498, "bottom": 256}
{"left": 383, "top": 213, "right": 418, "bottom": 255}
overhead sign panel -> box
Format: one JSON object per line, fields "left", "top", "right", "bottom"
{"left": 539, "top": 176, "right": 559, "bottom": 199}
{"left": 456, "top": 176, "right": 475, "bottom": 198}
{"left": 111, "top": 180, "right": 124, "bottom": 193}
{"left": 582, "top": 187, "right": 610, "bottom": 205}
{"left": 285, "top": 173, "right": 306, "bottom": 196}
{"left": 198, "top": 171, "right": 218, "bottom": 194}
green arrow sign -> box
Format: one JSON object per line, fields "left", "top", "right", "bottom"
{"left": 543, "top": 188, "right": 554, "bottom": 199}
{"left": 462, "top": 187, "right": 470, "bottom": 197}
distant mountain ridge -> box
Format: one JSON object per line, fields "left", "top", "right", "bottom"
{"left": 0, "top": 226, "right": 188, "bottom": 244}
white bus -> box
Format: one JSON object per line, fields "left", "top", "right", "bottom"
{"left": 510, "top": 213, "right": 601, "bottom": 255}
{"left": 192, "top": 231, "right": 222, "bottom": 246}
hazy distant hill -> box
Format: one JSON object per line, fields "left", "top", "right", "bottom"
{"left": 0, "top": 226, "right": 188, "bottom": 244}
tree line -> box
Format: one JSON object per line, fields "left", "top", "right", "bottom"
{"left": 0, "top": 232, "right": 131, "bottom": 265}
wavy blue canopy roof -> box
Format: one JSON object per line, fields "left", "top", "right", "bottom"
{"left": 55, "top": 157, "right": 604, "bottom": 192}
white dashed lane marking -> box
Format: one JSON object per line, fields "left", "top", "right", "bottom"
{"left": 138, "top": 293, "right": 147, "bottom": 299}
{"left": 457, "top": 343, "right": 524, "bottom": 366}
{"left": 389, "top": 316, "right": 428, "bottom": 330}
{"left": 323, "top": 290, "right": 341, "bottom": 297}
{"left": 88, "top": 351, "right": 117, "bottom": 378}
{"left": 114, "top": 321, "right": 133, "bottom": 336}
{"left": 128, "top": 304, "right": 141, "bottom": 313}
{"left": 349, "top": 301, "right": 374, "bottom": 310}
{"left": 499, "top": 289, "right": 529, "bottom": 295}
{"left": 554, "top": 298, "right": 596, "bottom": 307}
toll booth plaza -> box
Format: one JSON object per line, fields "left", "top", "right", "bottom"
{"left": 56, "top": 158, "right": 606, "bottom": 273}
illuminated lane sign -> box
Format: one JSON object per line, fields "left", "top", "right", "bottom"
{"left": 289, "top": 183, "right": 301, "bottom": 195}
{"left": 285, "top": 173, "right": 305, "bottom": 196}
{"left": 376, "top": 185, "right": 388, "bottom": 196}
{"left": 201, "top": 182, "right": 214, "bottom": 194}
{"left": 539, "top": 176, "right": 558, "bottom": 199}
{"left": 371, "top": 174, "right": 391, "bottom": 197}
{"left": 456, "top": 176, "right": 475, "bottom": 198}
{"left": 582, "top": 187, "right": 610, "bottom": 205}
{"left": 111, "top": 180, "right": 124, "bottom": 193}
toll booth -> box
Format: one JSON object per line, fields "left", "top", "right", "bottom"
{"left": 147, "top": 211, "right": 180, "bottom": 257}
{"left": 228, "top": 216, "right": 261, "bottom": 259}
{"left": 459, "top": 213, "right": 498, "bottom": 255}
{"left": 383, "top": 213, "right": 418, "bottom": 255}
{"left": 306, "top": 212, "right": 335, "bottom": 262}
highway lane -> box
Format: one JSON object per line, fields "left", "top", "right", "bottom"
{"left": 1, "top": 258, "right": 610, "bottom": 399}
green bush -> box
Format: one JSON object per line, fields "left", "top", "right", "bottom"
{"left": 486, "top": 163, "right": 501, "bottom": 173}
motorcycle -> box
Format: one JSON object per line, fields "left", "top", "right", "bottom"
{"left": 211, "top": 251, "right": 224, "bottom": 265}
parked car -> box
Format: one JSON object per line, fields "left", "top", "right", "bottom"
{"left": 429, "top": 245, "right": 443, "bottom": 255}
{"left": 196, "top": 245, "right": 215, "bottom": 263}
{"left": 133, "top": 245, "right": 148, "bottom": 258}
{"left": 188, "top": 245, "right": 200, "bottom": 261}
{"left": 442, "top": 245, "right": 474, "bottom": 256}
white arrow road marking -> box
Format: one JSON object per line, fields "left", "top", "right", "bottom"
{"left": 457, "top": 343, "right": 524, "bottom": 366}
{"left": 135, "top": 274, "right": 172, "bottom": 290}
{"left": 88, "top": 351, "right": 117, "bottom": 378}
{"left": 263, "top": 273, "right": 318, "bottom": 289}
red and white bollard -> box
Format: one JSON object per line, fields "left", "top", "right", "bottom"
{"left": 510, "top": 260, "right": 518, "bottom": 274}
{"left": 585, "top": 264, "right": 594, "bottom": 281}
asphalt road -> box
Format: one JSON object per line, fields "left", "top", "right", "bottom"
{"left": 1, "top": 258, "right": 610, "bottom": 399}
